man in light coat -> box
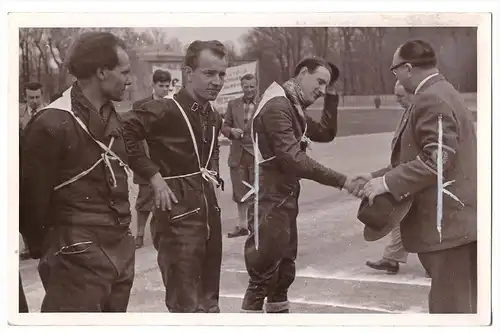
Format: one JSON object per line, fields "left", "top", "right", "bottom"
{"left": 362, "top": 40, "right": 477, "bottom": 313}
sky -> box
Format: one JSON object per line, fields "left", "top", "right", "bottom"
{"left": 138, "top": 27, "right": 251, "bottom": 54}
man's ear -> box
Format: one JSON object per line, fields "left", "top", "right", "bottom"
{"left": 184, "top": 66, "right": 193, "bottom": 83}
{"left": 96, "top": 67, "right": 106, "bottom": 81}
{"left": 298, "top": 66, "right": 308, "bottom": 77}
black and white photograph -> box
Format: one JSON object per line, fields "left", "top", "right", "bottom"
{"left": 3, "top": 4, "right": 496, "bottom": 330}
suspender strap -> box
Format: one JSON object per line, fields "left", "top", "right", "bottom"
{"left": 40, "top": 87, "right": 132, "bottom": 191}
{"left": 167, "top": 97, "right": 219, "bottom": 187}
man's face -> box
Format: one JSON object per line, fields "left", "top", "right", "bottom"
{"left": 296, "top": 65, "right": 331, "bottom": 105}
{"left": 391, "top": 48, "right": 413, "bottom": 93}
{"left": 100, "top": 46, "right": 132, "bottom": 102}
{"left": 241, "top": 78, "right": 257, "bottom": 100}
{"left": 185, "top": 49, "right": 227, "bottom": 102}
{"left": 153, "top": 80, "right": 171, "bottom": 98}
{"left": 394, "top": 82, "right": 412, "bottom": 109}
{"left": 25, "top": 89, "right": 43, "bottom": 110}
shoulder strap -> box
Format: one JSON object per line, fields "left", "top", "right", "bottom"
{"left": 42, "top": 87, "right": 128, "bottom": 168}
{"left": 170, "top": 97, "right": 216, "bottom": 169}
{"left": 251, "top": 82, "right": 287, "bottom": 163}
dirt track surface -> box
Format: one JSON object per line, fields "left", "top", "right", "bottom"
{"left": 19, "top": 132, "right": 433, "bottom": 314}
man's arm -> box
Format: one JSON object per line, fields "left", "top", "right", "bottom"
{"left": 384, "top": 94, "right": 459, "bottom": 201}
{"left": 123, "top": 100, "right": 178, "bottom": 211}
{"left": 221, "top": 100, "right": 235, "bottom": 139}
{"left": 261, "top": 104, "right": 347, "bottom": 189}
{"left": 371, "top": 166, "right": 392, "bottom": 178}
{"left": 305, "top": 93, "right": 340, "bottom": 142}
{"left": 20, "top": 111, "right": 62, "bottom": 258}
{"left": 122, "top": 100, "right": 164, "bottom": 181}
{"left": 122, "top": 109, "right": 150, "bottom": 159}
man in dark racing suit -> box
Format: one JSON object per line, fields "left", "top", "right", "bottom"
{"left": 122, "top": 40, "right": 227, "bottom": 313}
{"left": 241, "top": 57, "right": 360, "bottom": 313}
{"left": 20, "top": 32, "right": 135, "bottom": 312}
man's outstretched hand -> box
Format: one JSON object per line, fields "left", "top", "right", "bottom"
{"left": 343, "top": 173, "right": 372, "bottom": 197}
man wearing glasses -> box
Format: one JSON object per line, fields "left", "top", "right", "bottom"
{"left": 361, "top": 40, "right": 477, "bottom": 313}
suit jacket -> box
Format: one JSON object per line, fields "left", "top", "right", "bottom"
{"left": 19, "top": 103, "right": 47, "bottom": 133}
{"left": 374, "top": 74, "right": 477, "bottom": 253}
{"left": 129, "top": 95, "right": 154, "bottom": 185}
{"left": 221, "top": 96, "right": 260, "bottom": 168}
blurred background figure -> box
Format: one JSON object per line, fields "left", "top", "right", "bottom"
{"left": 130, "top": 69, "right": 171, "bottom": 249}
{"left": 221, "top": 73, "right": 259, "bottom": 238}
{"left": 365, "top": 81, "right": 427, "bottom": 278}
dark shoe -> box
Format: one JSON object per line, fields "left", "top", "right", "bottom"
{"left": 366, "top": 258, "right": 399, "bottom": 274}
{"left": 135, "top": 236, "right": 144, "bottom": 249}
{"left": 228, "top": 227, "right": 249, "bottom": 238}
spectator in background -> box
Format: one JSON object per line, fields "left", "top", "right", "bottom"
{"left": 19, "top": 82, "right": 47, "bottom": 132}
{"left": 129, "top": 69, "right": 171, "bottom": 249}
{"left": 221, "top": 73, "right": 259, "bottom": 238}
{"left": 365, "top": 81, "right": 428, "bottom": 278}
{"left": 169, "top": 78, "right": 181, "bottom": 96}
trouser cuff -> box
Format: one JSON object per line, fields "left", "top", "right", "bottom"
{"left": 265, "top": 300, "right": 290, "bottom": 313}
{"left": 383, "top": 255, "right": 407, "bottom": 263}
{"left": 240, "top": 308, "right": 264, "bottom": 313}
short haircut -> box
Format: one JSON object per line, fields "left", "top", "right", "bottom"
{"left": 25, "top": 82, "right": 43, "bottom": 92}
{"left": 184, "top": 40, "right": 226, "bottom": 70}
{"left": 240, "top": 73, "right": 256, "bottom": 82}
{"left": 152, "top": 69, "right": 172, "bottom": 83}
{"left": 67, "top": 32, "right": 127, "bottom": 80}
{"left": 398, "top": 40, "right": 437, "bottom": 69}
{"left": 293, "top": 57, "right": 340, "bottom": 84}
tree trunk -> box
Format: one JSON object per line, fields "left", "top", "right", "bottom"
{"left": 342, "top": 29, "right": 353, "bottom": 94}
{"left": 37, "top": 53, "right": 42, "bottom": 82}
{"left": 21, "top": 40, "right": 29, "bottom": 85}
{"left": 376, "top": 28, "right": 387, "bottom": 94}
{"left": 323, "top": 27, "right": 328, "bottom": 58}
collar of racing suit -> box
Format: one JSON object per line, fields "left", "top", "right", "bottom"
{"left": 174, "top": 88, "right": 211, "bottom": 114}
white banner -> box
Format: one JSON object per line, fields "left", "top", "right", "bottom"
{"left": 211, "top": 92, "right": 243, "bottom": 114}
{"left": 210, "top": 61, "right": 258, "bottom": 115}
{"left": 218, "top": 61, "right": 258, "bottom": 96}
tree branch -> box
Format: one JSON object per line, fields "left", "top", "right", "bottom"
{"left": 48, "top": 37, "right": 62, "bottom": 68}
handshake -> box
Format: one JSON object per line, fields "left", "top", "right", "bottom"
{"left": 342, "top": 173, "right": 389, "bottom": 205}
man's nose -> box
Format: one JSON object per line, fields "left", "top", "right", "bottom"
{"left": 212, "top": 75, "right": 223, "bottom": 86}
{"left": 318, "top": 86, "right": 326, "bottom": 96}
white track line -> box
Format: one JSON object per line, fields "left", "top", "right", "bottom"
{"left": 224, "top": 268, "right": 431, "bottom": 287}
{"left": 219, "top": 293, "right": 410, "bottom": 313}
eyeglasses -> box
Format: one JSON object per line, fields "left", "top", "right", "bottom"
{"left": 390, "top": 62, "right": 412, "bottom": 76}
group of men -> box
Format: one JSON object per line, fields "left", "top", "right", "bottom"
{"left": 19, "top": 31, "right": 477, "bottom": 315}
